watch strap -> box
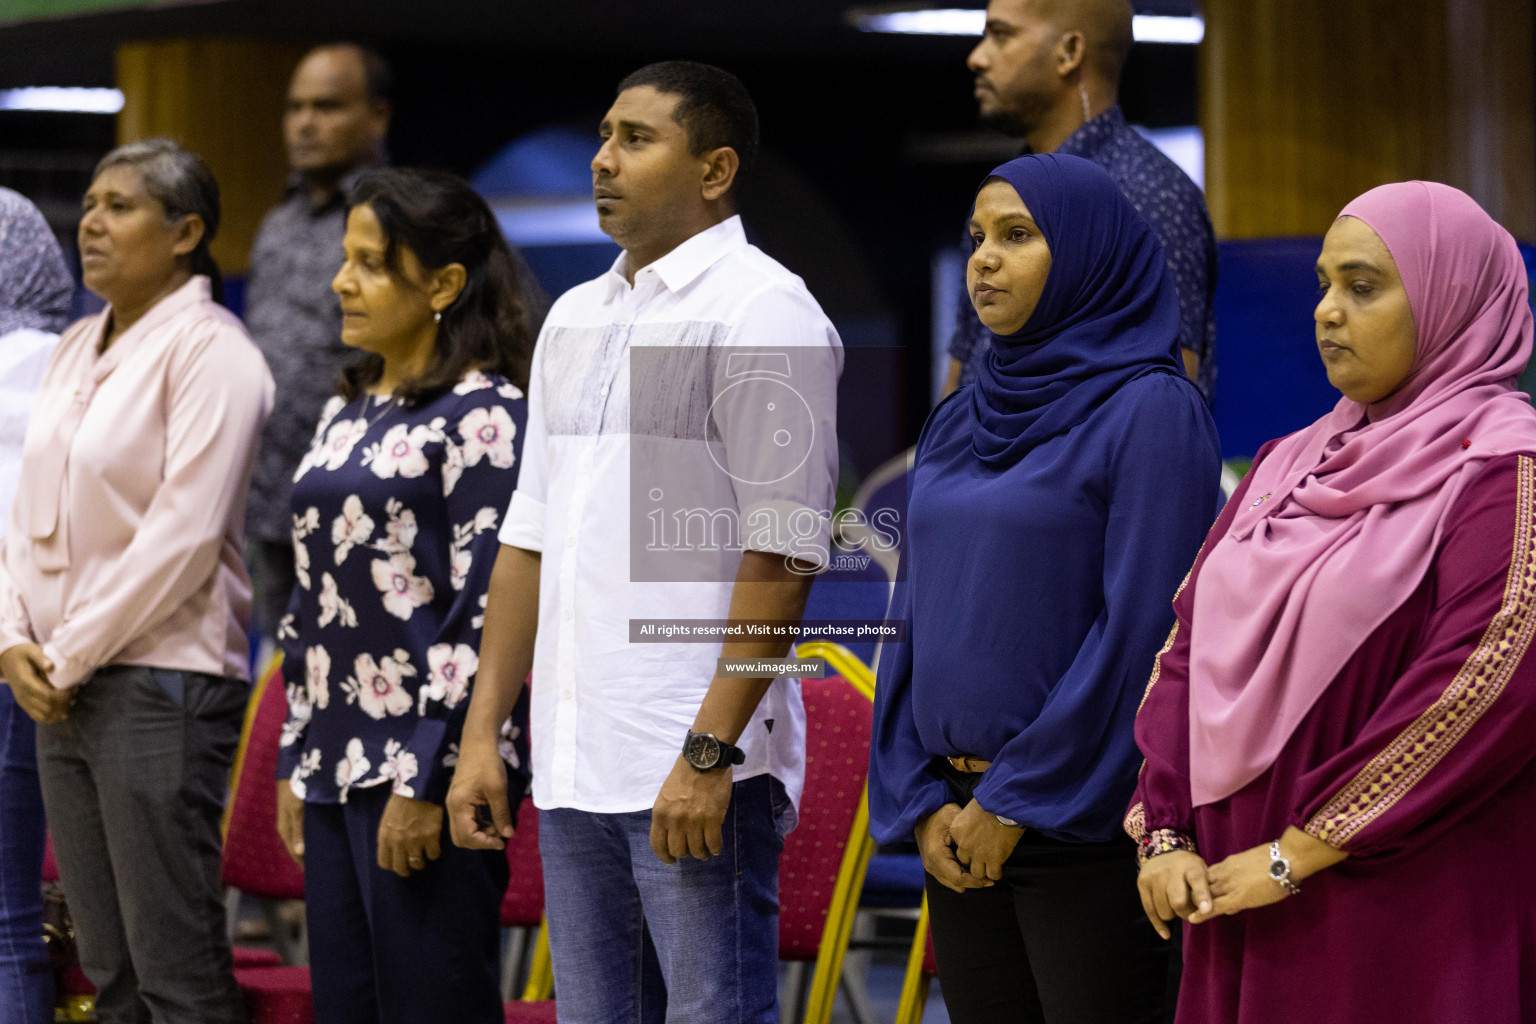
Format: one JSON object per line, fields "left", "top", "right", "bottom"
{"left": 1268, "top": 840, "right": 1301, "bottom": 896}
{"left": 683, "top": 730, "right": 745, "bottom": 772}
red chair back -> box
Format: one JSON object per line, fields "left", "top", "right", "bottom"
{"left": 222, "top": 664, "right": 306, "bottom": 900}
{"left": 923, "top": 930, "right": 937, "bottom": 977}
{"left": 501, "top": 796, "right": 544, "bottom": 928}
{"left": 778, "top": 674, "right": 872, "bottom": 961}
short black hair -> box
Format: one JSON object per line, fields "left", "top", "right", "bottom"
{"left": 616, "top": 61, "right": 759, "bottom": 183}
{"left": 310, "top": 42, "right": 393, "bottom": 105}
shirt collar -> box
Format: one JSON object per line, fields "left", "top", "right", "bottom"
{"left": 604, "top": 215, "right": 748, "bottom": 302}
{"left": 1055, "top": 105, "right": 1127, "bottom": 162}
{"left": 118, "top": 274, "right": 210, "bottom": 333}
{"left": 283, "top": 163, "right": 378, "bottom": 213}
{"left": 93, "top": 275, "right": 210, "bottom": 371}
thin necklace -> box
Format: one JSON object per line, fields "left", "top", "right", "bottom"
{"left": 355, "top": 391, "right": 402, "bottom": 431}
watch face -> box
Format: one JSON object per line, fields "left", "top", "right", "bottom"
{"left": 687, "top": 733, "right": 721, "bottom": 769}
{"left": 1269, "top": 861, "right": 1286, "bottom": 879}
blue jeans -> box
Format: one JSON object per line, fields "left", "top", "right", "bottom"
{"left": 538, "top": 773, "right": 791, "bottom": 1024}
{"left": 0, "top": 684, "right": 53, "bottom": 1023}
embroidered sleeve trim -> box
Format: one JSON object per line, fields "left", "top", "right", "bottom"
{"left": 1123, "top": 801, "right": 1148, "bottom": 843}
{"left": 1136, "top": 554, "right": 1199, "bottom": 717}
{"left": 1136, "top": 827, "right": 1199, "bottom": 867}
{"left": 1137, "top": 621, "right": 1180, "bottom": 716}
{"left": 1305, "top": 455, "right": 1536, "bottom": 848}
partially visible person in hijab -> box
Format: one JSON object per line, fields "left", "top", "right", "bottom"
{"left": 1129, "top": 182, "right": 1536, "bottom": 1023}
{"left": 869, "top": 153, "right": 1219, "bottom": 1024}
{"left": 1, "top": 188, "right": 74, "bottom": 533}
{"left": 0, "top": 187, "right": 71, "bottom": 335}
{"left": 0, "top": 186, "right": 73, "bottom": 1024}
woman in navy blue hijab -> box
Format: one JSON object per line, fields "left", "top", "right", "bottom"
{"left": 870, "top": 154, "right": 1220, "bottom": 1022}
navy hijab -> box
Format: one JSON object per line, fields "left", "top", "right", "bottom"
{"left": 969, "top": 153, "right": 1186, "bottom": 467}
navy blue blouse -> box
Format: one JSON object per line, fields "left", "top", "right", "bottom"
{"left": 869, "top": 371, "right": 1219, "bottom": 843}
{"left": 276, "top": 370, "right": 530, "bottom": 805}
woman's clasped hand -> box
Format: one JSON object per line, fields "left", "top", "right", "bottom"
{"left": 0, "top": 644, "right": 71, "bottom": 724}
{"left": 1136, "top": 826, "right": 1350, "bottom": 938}
{"left": 947, "top": 799, "right": 1024, "bottom": 882}
{"left": 914, "top": 804, "right": 983, "bottom": 892}
{"left": 914, "top": 801, "right": 1028, "bottom": 892}
{"left": 1136, "top": 850, "right": 1210, "bottom": 940}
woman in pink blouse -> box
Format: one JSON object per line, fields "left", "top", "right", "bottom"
{"left": 0, "top": 138, "right": 272, "bottom": 1024}
{"left": 1127, "top": 182, "right": 1536, "bottom": 1021}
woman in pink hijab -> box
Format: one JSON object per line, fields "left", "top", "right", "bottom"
{"left": 1126, "top": 181, "right": 1536, "bottom": 1022}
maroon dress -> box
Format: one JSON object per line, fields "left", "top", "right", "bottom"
{"left": 1128, "top": 447, "right": 1536, "bottom": 1023}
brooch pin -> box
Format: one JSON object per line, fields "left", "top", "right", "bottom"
{"left": 1249, "top": 492, "right": 1272, "bottom": 509}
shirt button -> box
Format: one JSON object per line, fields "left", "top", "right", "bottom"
{"left": 565, "top": 536, "right": 576, "bottom": 548}
{"left": 600, "top": 385, "right": 609, "bottom": 397}
{"left": 563, "top": 609, "right": 573, "bottom": 621}
{"left": 562, "top": 689, "right": 573, "bottom": 700}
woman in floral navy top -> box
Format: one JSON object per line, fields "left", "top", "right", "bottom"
{"left": 273, "top": 168, "right": 534, "bottom": 1024}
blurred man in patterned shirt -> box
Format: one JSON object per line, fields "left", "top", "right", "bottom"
{"left": 944, "top": 0, "right": 1218, "bottom": 403}
{"left": 244, "top": 43, "right": 390, "bottom": 639}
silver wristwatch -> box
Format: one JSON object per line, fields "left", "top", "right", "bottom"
{"left": 1268, "top": 840, "right": 1301, "bottom": 896}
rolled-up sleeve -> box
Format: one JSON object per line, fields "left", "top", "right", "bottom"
{"left": 714, "top": 284, "right": 843, "bottom": 568}
{"left": 499, "top": 338, "right": 549, "bottom": 554}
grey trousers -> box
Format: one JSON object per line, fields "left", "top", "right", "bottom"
{"left": 35, "top": 664, "right": 249, "bottom": 1024}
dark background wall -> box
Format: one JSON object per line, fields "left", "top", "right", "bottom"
{"left": 0, "top": 2, "right": 1201, "bottom": 463}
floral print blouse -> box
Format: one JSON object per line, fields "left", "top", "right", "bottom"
{"left": 276, "top": 369, "right": 530, "bottom": 805}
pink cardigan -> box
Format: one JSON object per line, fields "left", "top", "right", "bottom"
{"left": 0, "top": 276, "right": 274, "bottom": 689}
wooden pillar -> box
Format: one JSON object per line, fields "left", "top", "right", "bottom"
{"left": 1202, "top": 0, "right": 1535, "bottom": 239}
{"left": 116, "top": 39, "right": 304, "bottom": 274}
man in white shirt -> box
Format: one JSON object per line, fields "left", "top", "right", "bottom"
{"left": 447, "top": 62, "right": 842, "bottom": 1023}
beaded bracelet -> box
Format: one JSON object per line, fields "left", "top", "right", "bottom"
{"left": 1138, "top": 828, "right": 1199, "bottom": 867}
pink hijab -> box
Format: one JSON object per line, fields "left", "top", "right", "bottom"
{"left": 1188, "top": 181, "right": 1536, "bottom": 807}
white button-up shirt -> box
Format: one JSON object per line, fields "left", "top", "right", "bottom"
{"left": 500, "top": 216, "right": 843, "bottom": 813}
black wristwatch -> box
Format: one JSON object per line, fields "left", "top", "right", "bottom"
{"left": 682, "top": 731, "right": 746, "bottom": 773}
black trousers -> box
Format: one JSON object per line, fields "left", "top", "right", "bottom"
{"left": 304, "top": 785, "right": 510, "bottom": 1024}
{"left": 924, "top": 761, "right": 1170, "bottom": 1024}
{"left": 36, "top": 666, "right": 248, "bottom": 1024}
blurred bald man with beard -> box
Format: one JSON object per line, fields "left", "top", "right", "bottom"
{"left": 943, "top": 0, "right": 1217, "bottom": 407}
